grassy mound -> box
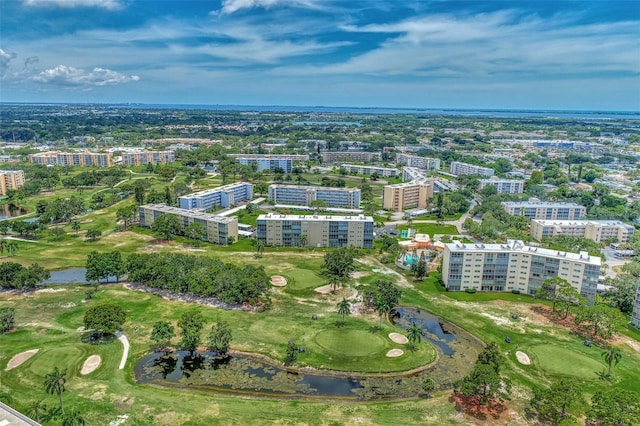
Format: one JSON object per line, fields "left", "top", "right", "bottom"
{"left": 314, "top": 329, "right": 386, "bottom": 357}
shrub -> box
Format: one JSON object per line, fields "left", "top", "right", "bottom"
{"left": 465, "top": 288, "right": 477, "bottom": 294}
{"left": 511, "top": 290, "right": 520, "bottom": 294}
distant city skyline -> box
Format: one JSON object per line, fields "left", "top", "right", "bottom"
{"left": 1, "top": 1, "right": 639, "bottom": 111}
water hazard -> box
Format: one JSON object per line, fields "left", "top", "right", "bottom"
{"left": 0, "top": 203, "right": 27, "bottom": 220}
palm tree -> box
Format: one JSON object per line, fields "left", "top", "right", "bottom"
{"left": 27, "top": 400, "right": 47, "bottom": 423}
{"left": 299, "top": 234, "right": 308, "bottom": 248}
{"left": 6, "top": 240, "right": 18, "bottom": 257}
{"left": 337, "top": 298, "right": 351, "bottom": 326}
{"left": 256, "top": 240, "right": 265, "bottom": 256}
{"left": 71, "top": 220, "right": 81, "bottom": 234}
{"left": 44, "top": 367, "right": 67, "bottom": 415}
{"left": 406, "top": 322, "right": 422, "bottom": 350}
{"left": 0, "top": 239, "right": 7, "bottom": 257}
{"left": 602, "top": 347, "right": 622, "bottom": 376}
{"left": 62, "top": 409, "right": 85, "bottom": 426}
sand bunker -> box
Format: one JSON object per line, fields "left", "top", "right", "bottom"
{"left": 5, "top": 349, "right": 39, "bottom": 371}
{"left": 516, "top": 351, "right": 531, "bottom": 365}
{"left": 386, "top": 349, "right": 404, "bottom": 357}
{"left": 388, "top": 333, "right": 409, "bottom": 344}
{"left": 270, "top": 275, "right": 287, "bottom": 287}
{"left": 81, "top": 355, "right": 102, "bottom": 375}
{"left": 314, "top": 284, "right": 334, "bottom": 294}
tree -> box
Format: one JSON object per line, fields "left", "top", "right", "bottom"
{"left": 0, "top": 307, "right": 15, "bottom": 333}
{"left": 454, "top": 363, "right": 511, "bottom": 406}
{"left": 44, "top": 367, "right": 67, "bottom": 415}
{"left": 85, "top": 229, "right": 102, "bottom": 241}
{"left": 134, "top": 183, "right": 145, "bottom": 205}
{"left": 373, "top": 280, "right": 401, "bottom": 328}
{"left": 26, "top": 399, "right": 47, "bottom": 423}
{"left": 151, "top": 213, "right": 182, "bottom": 241}
{"left": 184, "top": 222, "right": 205, "bottom": 245}
{"left": 601, "top": 347, "right": 622, "bottom": 377}
{"left": 602, "top": 274, "right": 639, "bottom": 314}
{"left": 411, "top": 256, "right": 428, "bottom": 280}
{"left": 574, "top": 304, "right": 627, "bottom": 338}
{"left": 406, "top": 322, "right": 422, "bottom": 351}
{"left": 150, "top": 321, "right": 174, "bottom": 353}
{"left": 421, "top": 378, "right": 437, "bottom": 398}
{"left": 62, "top": 409, "right": 85, "bottom": 426}
{"left": 208, "top": 321, "right": 232, "bottom": 356}
{"left": 476, "top": 342, "right": 504, "bottom": 374}
{"left": 116, "top": 204, "right": 138, "bottom": 230}
{"left": 586, "top": 388, "right": 640, "bottom": 426}
{"left": 299, "top": 233, "right": 308, "bottom": 248}
{"left": 530, "top": 379, "right": 584, "bottom": 426}
{"left": 285, "top": 341, "right": 298, "bottom": 365}
{"left": 83, "top": 303, "right": 126, "bottom": 337}
{"left": 322, "top": 248, "right": 356, "bottom": 287}
{"left": 256, "top": 239, "right": 265, "bottom": 256}
{"left": 336, "top": 298, "right": 351, "bottom": 326}
{"left": 71, "top": 220, "right": 81, "bottom": 233}
{"left": 226, "top": 235, "right": 235, "bottom": 245}
{"left": 178, "top": 308, "right": 205, "bottom": 355}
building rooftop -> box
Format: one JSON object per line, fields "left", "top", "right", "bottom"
{"left": 501, "top": 200, "right": 585, "bottom": 208}
{"left": 340, "top": 163, "right": 399, "bottom": 171}
{"left": 141, "top": 204, "right": 237, "bottom": 223}
{"left": 258, "top": 213, "right": 373, "bottom": 222}
{"left": 532, "top": 219, "right": 634, "bottom": 229}
{"left": 445, "top": 239, "right": 601, "bottom": 265}
{"left": 228, "top": 154, "right": 308, "bottom": 159}
{"left": 180, "top": 182, "right": 251, "bottom": 198}
{"left": 480, "top": 177, "right": 523, "bottom": 183}
{"left": 269, "top": 184, "right": 358, "bottom": 192}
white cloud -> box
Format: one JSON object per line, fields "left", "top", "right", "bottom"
{"left": 220, "top": 0, "right": 322, "bottom": 15}
{"left": 33, "top": 65, "right": 139, "bottom": 86}
{"left": 0, "top": 49, "right": 16, "bottom": 76}
{"left": 23, "top": 0, "right": 123, "bottom": 10}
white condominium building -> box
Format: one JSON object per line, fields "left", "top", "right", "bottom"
{"left": 530, "top": 219, "right": 635, "bottom": 243}
{"left": 257, "top": 213, "right": 374, "bottom": 248}
{"left": 229, "top": 154, "right": 308, "bottom": 173}
{"left": 442, "top": 239, "right": 600, "bottom": 300}
{"left": 29, "top": 151, "right": 113, "bottom": 167}
{"left": 122, "top": 151, "right": 175, "bottom": 166}
{"left": 0, "top": 170, "right": 25, "bottom": 196}
{"left": 139, "top": 204, "right": 238, "bottom": 245}
{"left": 383, "top": 180, "right": 434, "bottom": 212}
{"left": 268, "top": 184, "right": 361, "bottom": 208}
{"left": 501, "top": 200, "right": 586, "bottom": 220}
{"left": 479, "top": 177, "right": 524, "bottom": 194}
{"left": 396, "top": 154, "right": 441, "bottom": 171}
{"left": 340, "top": 164, "right": 399, "bottom": 177}
{"left": 322, "top": 151, "right": 378, "bottom": 164}
{"left": 178, "top": 182, "right": 253, "bottom": 210}
{"left": 450, "top": 161, "right": 494, "bottom": 177}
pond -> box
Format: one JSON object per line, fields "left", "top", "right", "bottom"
{"left": 41, "top": 268, "right": 117, "bottom": 285}
{"left": 0, "top": 203, "right": 27, "bottom": 220}
{"left": 133, "top": 307, "right": 484, "bottom": 400}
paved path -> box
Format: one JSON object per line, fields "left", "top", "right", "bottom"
{"left": 115, "top": 331, "right": 130, "bottom": 370}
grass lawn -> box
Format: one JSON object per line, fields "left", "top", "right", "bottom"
{"left": 527, "top": 344, "right": 605, "bottom": 378}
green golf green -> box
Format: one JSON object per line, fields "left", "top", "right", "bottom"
{"left": 28, "top": 345, "right": 86, "bottom": 377}
{"left": 528, "top": 345, "right": 604, "bottom": 378}
{"left": 314, "top": 329, "right": 387, "bottom": 357}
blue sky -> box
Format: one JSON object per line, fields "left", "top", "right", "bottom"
{"left": 1, "top": 0, "right": 639, "bottom": 110}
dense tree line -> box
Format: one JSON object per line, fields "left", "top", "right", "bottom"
{"left": 0, "top": 262, "right": 50, "bottom": 290}
{"left": 125, "top": 252, "right": 271, "bottom": 305}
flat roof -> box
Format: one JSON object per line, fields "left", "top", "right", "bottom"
{"left": 258, "top": 213, "right": 373, "bottom": 222}
{"left": 141, "top": 204, "right": 237, "bottom": 223}
{"left": 445, "top": 239, "right": 601, "bottom": 265}
{"left": 269, "top": 184, "right": 359, "bottom": 192}
{"left": 340, "top": 163, "right": 399, "bottom": 171}
{"left": 228, "top": 154, "right": 308, "bottom": 159}
{"left": 180, "top": 182, "right": 252, "bottom": 198}
{"left": 501, "top": 201, "right": 585, "bottom": 208}
{"left": 0, "top": 402, "right": 40, "bottom": 426}
{"left": 532, "top": 219, "right": 634, "bottom": 228}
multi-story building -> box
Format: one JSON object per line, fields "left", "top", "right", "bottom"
{"left": 268, "top": 184, "right": 361, "bottom": 208}
{"left": 479, "top": 177, "right": 524, "bottom": 194}
{"left": 340, "top": 164, "right": 399, "bottom": 177}
{"left": 257, "top": 213, "right": 374, "bottom": 248}
{"left": 139, "top": 204, "right": 237, "bottom": 244}
{"left": 0, "top": 170, "right": 25, "bottom": 196}
{"left": 442, "top": 239, "right": 600, "bottom": 300}
{"left": 383, "top": 180, "right": 434, "bottom": 212}
{"left": 322, "top": 151, "right": 378, "bottom": 164}
{"left": 178, "top": 182, "right": 253, "bottom": 210}
{"left": 632, "top": 285, "right": 640, "bottom": 328}
{"left": 450, "top": 161, "right": 494, "bottom": 177}
{"left": 123, "top": 151, "right": 175, "bottom": 166}
{"left": 229, "top": 154, "right": 308, "bottom": 173}
{"left": 29, "top": 151, "right": 113, "bottom": 167}
{"left": 0, "top": 155, "right": 20, "bottom": 163}
{"left": 396, "top": 154, "right": 441, "bottom": 171}
{"left": 530, "top": 219, "right": 635, "bottom": 243}
{"left": 501, "top": 200, "right": 587, "bottom": 220}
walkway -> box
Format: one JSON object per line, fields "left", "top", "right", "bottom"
{"left": 115, "top": 331, "right": 130, "bottom": 370}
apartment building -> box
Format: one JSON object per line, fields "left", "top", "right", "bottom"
{"left": 228, "top": 154, "right": 309, "bottom": 173}
{"left": 0, "top": 170, "right": 25, "bottom": 196}
{"left": 442, "top": 239, "right": 600, "bottom": 300}
{"left": 501, "top": 200, "right": 587, "bottom": 220}
{"left": 322, "top": 151, "right": 378, "bottom": 164}
{"left": 139, "top": 204, "right": 237, "bottom": 244}
{"left": 178, "top": 182, "right": 253, "bottom": 210}
{"left": 0, "top": 156, "right": 20, "bottom": 163}
{"left": 257, "top": 213, "right": 374, "bottom": 248}
{"left": 340, "top": 164, "right": 399, "bottom": 177}
{"left": 450, "top": 161, "right": 494, "bottom": 177}
{"left": 396, "top": 154, "right": 441, "bottom": 171}
{"left": 479, "top": 177, "right": 524, "bottom": 194}
{"left": 383, "top": 180, "right": 434, "bottom": 212}
{"left": 122, "top": 150, "right": 175, "bottom": 166}
{"left": 268, "top": 184, "right": 361, "bottom": 208}
{"left": 29, "top": 151, "right": 113, "bottom": 167}
{"left": 530, "top": 219, "right": 635, "bottom": 243}
{"left": 632, "top": 285, "right": 640, "bottom": 328}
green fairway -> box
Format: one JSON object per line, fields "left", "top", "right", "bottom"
{"left": 528, "top": 344, "right": 605, "bottom": 378}
{"left": 314, "top": 329, "right": 387, "bottom": 357}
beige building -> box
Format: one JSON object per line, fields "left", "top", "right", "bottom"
{"left": 257, "top": 213, "right": 374, "bottom": 248}
{"left": 501, "top": 200, "right": 586, "bottom": 220}
{"left": 0, "top": 170, "right": 25, "bottom": 196}
{"left": 340, "top": 164, "right": 399, "bottom": 177}
{"left": 396, "top": 154, "right": 441, "bottom": 170}
{"left": 479, "top": 177, "right": 524, "bottom": 194}
{"left": 322, "top": 151, "right": 378, "bottom": 163}
{"left": 29, "top": 151, "right": 113, "bottom": 167}
{"left": 383, "top": 179, "right": 434, "bottom": 212}
{"left": 138, "top": 204, "right": 238, "bottom": 245}
{"left": 530, "top": 219, "right": 635, "bottom": 243}
{"left": 122, "top": 151, "right": 175, "bottom": 166}
{"left": 442, "top": 239, "right": 600, "bottom": 300}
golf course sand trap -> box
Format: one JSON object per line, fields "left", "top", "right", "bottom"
{"left": 81, "top": 355, "right": 102, "bottom": 375}
{"left": 386, "top": 349, "right": 404, "bottom": 357}
{"left": 388, "top": 333, "right": 409, "bottom": 344}
{"left": 5, "top": 349, "right": 39, "bottom": 371}
{"left": 270, "top": 275, "right": 287, "bottom": 287}
{"left": 314, "top": 284, "right": 334, "bottom": 294}
{"left": 516, "top": 351, "right": 531, "bottom": 365}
